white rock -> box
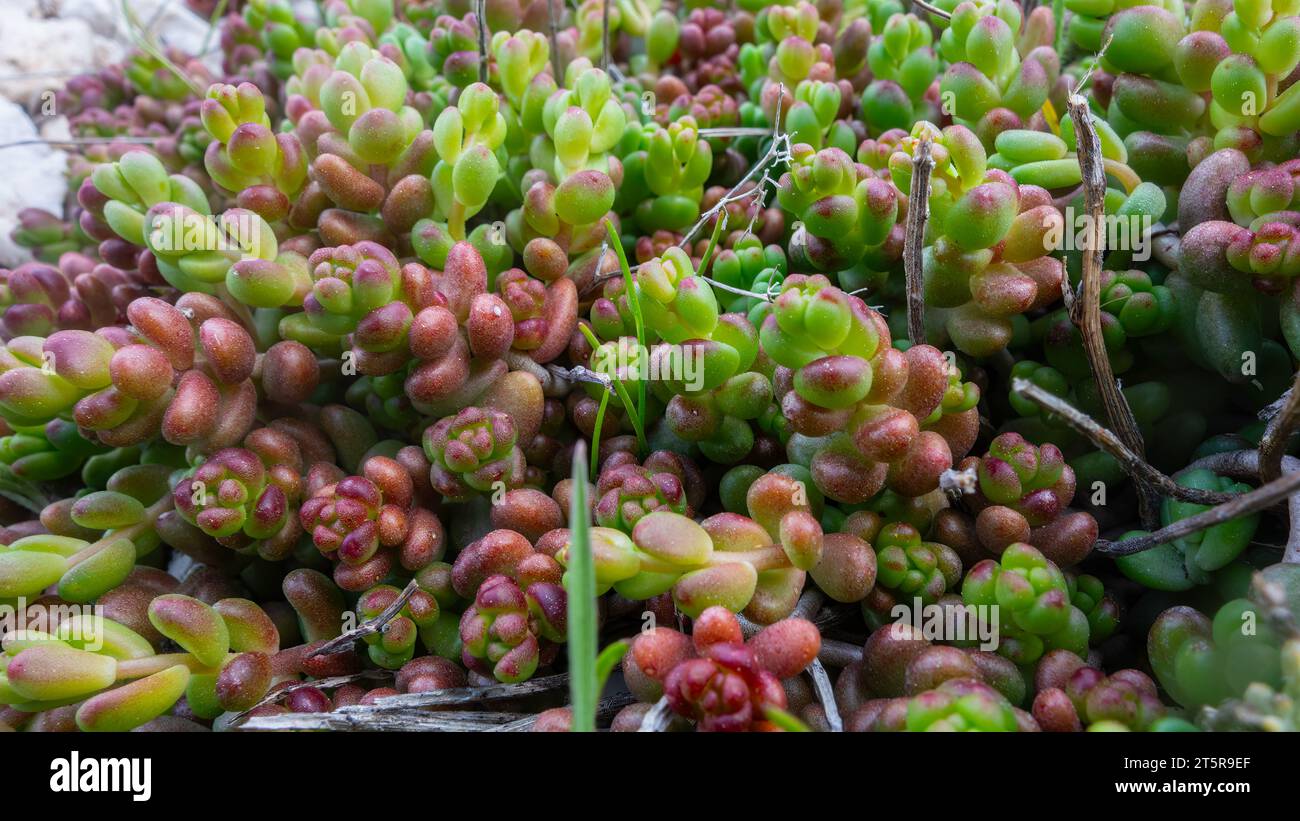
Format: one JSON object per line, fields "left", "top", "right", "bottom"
{"left": 0, "top": 98, "right": 68, "bottom": 267}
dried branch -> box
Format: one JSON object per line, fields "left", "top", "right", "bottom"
{"left": 228, "top": 671, "right": 391, "bottom": 726}
{"left": 807, "top": 658, "right": 842, "bottom": 732}
{"left": 239, "top": 709, "right": 529, "bottom": 732}
{"left": 546, "top": 0, "right": 562, "bottom": 80}
{"left": 363, "top": 672, "right": 570, "bottom": 709}
{"left": 1094, "top": 461, "right": 1300, "bottom": 557}
{"left": 307, "top": 579, "right": 419, "bottom": 658}
{"left": 1065, "top": 94, "right": 1158, "bottom": 528}
{"left": 637, "top": 696, "right": 673, "bottom": 732}
{"left": 1184, "top": 450, "right": 1300, "bottom": 564}
{"left": 1259, "top": 368, "right": 1300, "bottom": 484}
{"left": 909, "top": 0, "right": 952, "bottom": 19}
{"left": 793, "top": 588, "right": 825, "bottom": 621}
{"left": 488, "top": 692, "right": 637, "bottom": 731}
{"left": 476, "top": 0, "right": 489, "bottom": 84}
{"left": 0, "top": 136, "right": 161, "bottom": 151}
{"left": 1011, "top": 378, "right": 1238, "bottom": 505}
{"left": 601, "top": 0, "right": 611, "bottom": 71}
{"left": 904, "top": 139, "right": 932, "bottom": 346}
{"left": 546, "top": 363, "right": 613, "bottom": 390}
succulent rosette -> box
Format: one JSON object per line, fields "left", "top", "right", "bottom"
{"left": 508, "top": 62, "right": 625, "bottom": 255}
{"left": 422, "top": 407, "right": 527, "bottom": 500}
{"left": 459, "top": 573, "right": 566, "bottom": 682}
{"left": 8, "top": 0, "right": 1300, "bottom": 736}
{"left": 961, "top": 542, "right": 1079, "bottom": 664}
{"left": 200, "top": 82, "right": 308, "bottom": 208}
{"left": 861, "top": 12, "right": 940, "bottom": 136}
{"left": 619, "top": 117, "right": 713, "bottom": 232}
{"left": 173, "top": 445, "right": 298, "bottom": 556}
{"left": 776, "top": 144, "right": 899, "bottom": 272}
{"left": 938, "top": 0, "right": 1058, "bottom": 146}
{"left": 593, "top": 450, "right": 697, "bottom": 533}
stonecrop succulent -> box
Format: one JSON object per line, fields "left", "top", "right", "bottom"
{"left": 2, "top": 0, "right": 1299, "bottom": 737}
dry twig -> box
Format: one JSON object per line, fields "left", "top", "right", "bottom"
{"left": 307, "top": 579, "right": 420, "bottom": 658}
{"left": 546, "top": 0, "right": 562, "bottom": 80}
{"left": 904, "top": 139, "right": 932, "bottom": 346}
{"left": 807, "top": 658, "right": 842, "bottom": 732}
{"left": 1065, "top": 94, "right": 1158, "bottom": 527}
{"left": 1259, "top": 368, "right": 1300, "bottom": 485}
{"left": 476, "top": 0, "right": 489, "bottom": 83}
{"left": 228, "top": 671, "right": 390, "bottom": 726}
{"left": 1183, "top": 450, "right": 1300, "bottom": 564}
{"left": 910, "top": 0, "right": 952, "bottom": 19}
{"left": 240, "top": 709, "right": 529, "bottom": 732}
{"left": 364, "top": 672, "right": 570, "bottom": 709}
{"left": 1011, "top": 378, "right": 1238, "bottom": 505}
{"left": 637, "top": 696, "right": 674, "bottom": 732}
{"left": 1094, "top": 460, "right": 1300, "bottom": 557}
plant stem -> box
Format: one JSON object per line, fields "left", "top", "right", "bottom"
{"left": 1183, "top": 450, "right": 1300, "bottom": 564}
{"left": 199, "top": 0, "right": 229, "bottom": 57}
{"left": 1010, "top": 378, "right": 1239, "bottom": 506}
{"left": 904, "top": 138, "right": 932, "bottom": 346}
{"left": 1094, "top": 462, "right": 1300, "bottom": 557}
{"left": 1260, "top": 368, "right": 1300, "bottom": 485}
{"left": 307, "top": 578, "right": 420, "bottom": 657}
{"left": 1065, "top": 94, "right": 1158, "bottom": 528}
{"left": 117, "top": 652, "right": 217, "bottom": 679}
{"left": 601, "top": 0, "right": 611, "bottom": 72}
{"left": 477, "top": 0, "right": 489, "bottom": 84}
{"left": 546, "top": 0, "right": 562, "bottom": 81}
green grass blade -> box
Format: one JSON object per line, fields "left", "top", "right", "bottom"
{"left": 578, "top": 323, "right": 647, "bottom": 454}
{"left": 603, "top": 219, "right": 648, "bottom": 455}
{"left": 589, "top": 388, "right": 610, "bottom": 477}
{"left": 566, "top": 442, "right": 597, "bottom": 732}
{"left": 595, "top": 641, "right": 630, "bottom": 695}
{"left": 697, "top": 210, "right": 727, "bottom": 279}
{"left": 763, "top": 704, "right": 812, "bottom": 732}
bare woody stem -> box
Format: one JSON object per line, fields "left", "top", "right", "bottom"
{"left": 307, "top": 578, "right": 421, "bottom": 658}
{"left": 904, "top": 139, "right": 932, "bottom": 346}
{"left": 1184, "top": 449, "right": 1300, "bottom": 564}
{"left": 602, "top": 0, "right": 611, "bottom": 71}
{"left": 547, "top": 0, "right": 562, "bottom": 80}
{"left": 229, "top": 671, "right": 391, "bottom": 726}
{"left": 476, "top": 0, "right": 489, "bottom": 84}
{"left": 1094, "top": 462, "right": 1300, "bottom": 558}
{"left": 1259, "top": 368, "right": 1300, "bottom": 485}
{"left": 1010, "top": 378, "right": 1239, "bottom": 506}
{"left": 1065, "top": 94, "right": 1158, "bottom": 528}
{"left": 910, "top": 0, "right": 952, "bottom": 19}
{"left": 807, "top": 657, "right": 843, "bottom": 732}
